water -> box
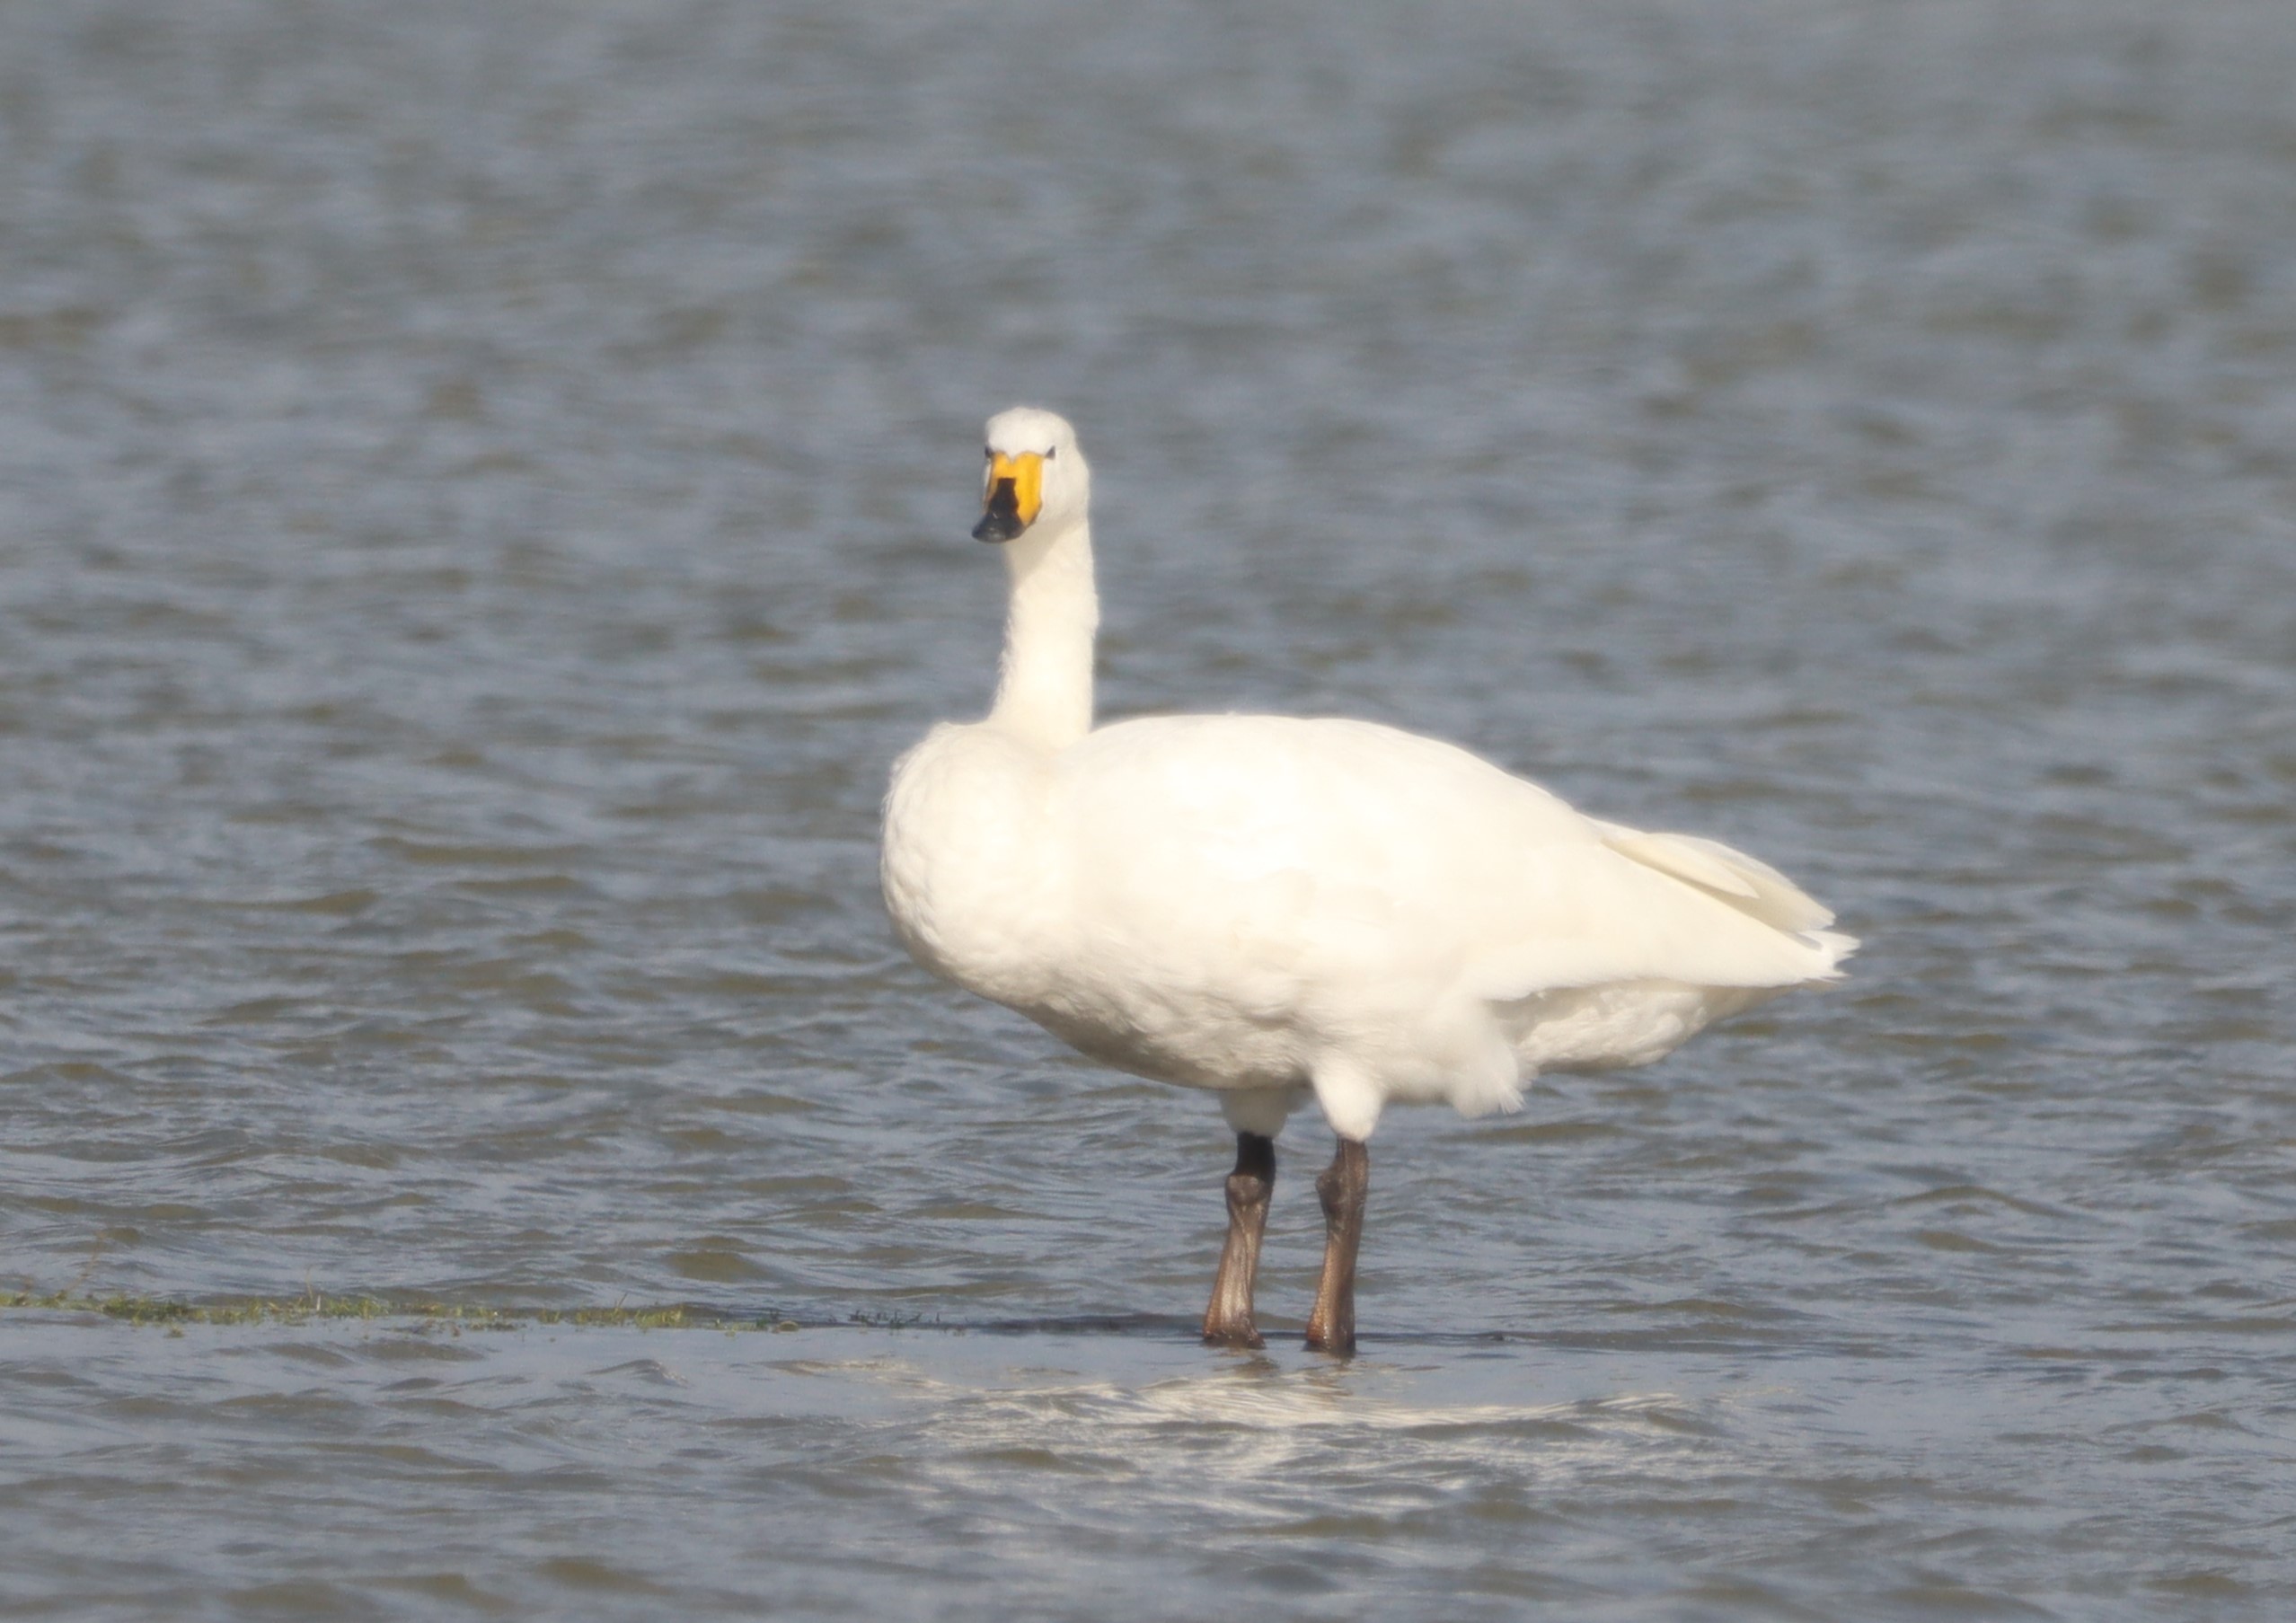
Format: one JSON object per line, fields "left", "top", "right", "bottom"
{"left": 4, "top": 0, "right": 2293, "bottom": 1615}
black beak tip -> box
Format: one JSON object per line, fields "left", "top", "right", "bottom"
{"left": 974, "top": 474, "right": 1026, "bottom": 542}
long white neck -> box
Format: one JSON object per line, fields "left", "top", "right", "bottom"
{"left": 988, "top": 516, "right": 1097, "bottom": 749}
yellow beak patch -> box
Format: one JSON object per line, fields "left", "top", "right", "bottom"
{"left": 986, "top": 451, "right": 1045, "bottom": 529}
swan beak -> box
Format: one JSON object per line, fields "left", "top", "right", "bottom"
{"left": 973, "top": 451, "right": 1044, "bottom": 542}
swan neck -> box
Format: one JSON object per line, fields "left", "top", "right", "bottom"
{"left": 990, "top": 517, "right": 1096, "bottom": 748}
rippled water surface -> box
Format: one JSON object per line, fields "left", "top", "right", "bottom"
{"left": 4, "top": 1, "right": 2294, "bottom": 1617}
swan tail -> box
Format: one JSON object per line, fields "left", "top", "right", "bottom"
{"left": 1804, "top": 928, "right": 1860, "bottom": 974}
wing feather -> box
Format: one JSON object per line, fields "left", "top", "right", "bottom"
{"left": 1055, "top": 715, "right": 1849, "bottom": 1020}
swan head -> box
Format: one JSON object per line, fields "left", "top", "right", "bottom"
{"left": 975, "top": 407, "right": 1090, "bottom": 543}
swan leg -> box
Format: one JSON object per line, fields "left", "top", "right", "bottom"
{"left": 1201, "top": 1132, "right": 1276, "bottom": 1347}
{"left": 1303, "top": 1136, "right": 1368, "bottom": 1355}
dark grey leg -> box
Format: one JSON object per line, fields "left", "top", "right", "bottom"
{"left": 1201, "top": 1132, "right": 1276, "bottom": 1348}
{"left": 1303, "top": 1136, "right": 1368, "bottom": 1354}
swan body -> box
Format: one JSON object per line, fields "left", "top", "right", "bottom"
{"left": 881, "top": 406, "right": 1853, "bottom": 1350}
{"left": 887, "top": 710, "right": 1850, "bottom": 1141}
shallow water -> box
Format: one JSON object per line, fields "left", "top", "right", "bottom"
{"left": 4, "top": 0, "right": 2294, "bottom": 1616}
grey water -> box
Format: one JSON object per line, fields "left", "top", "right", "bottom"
{"left": 4, "top": 0, "right": 2293, "bottom": 1616}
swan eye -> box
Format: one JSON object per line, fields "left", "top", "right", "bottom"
{"left": 984, "top": 448, "right": 993, "bottom": 461}
{"left": 1045, "top": 446, "right": 1056, "bottom": 459}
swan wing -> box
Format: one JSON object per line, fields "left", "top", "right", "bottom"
{"left": 1052, "top": 716, "right": 1848, "bottom": 1015}
{"left": 1593, "top": 823, "right": 1841, "bottom": 933}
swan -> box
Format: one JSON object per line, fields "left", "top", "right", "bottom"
{"left": 881, "top": 407, "right": 1855, "bottom": 1354}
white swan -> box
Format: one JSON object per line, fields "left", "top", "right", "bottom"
{"left": 882, "top": 407, "right": 1855, "bottom": 1353}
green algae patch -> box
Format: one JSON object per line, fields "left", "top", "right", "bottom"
{"left": 4, "top": 1289, "right": 809, "bottom": 1333}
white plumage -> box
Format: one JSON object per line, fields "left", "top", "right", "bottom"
{"left": 882, "top": 406, "right": 1853, "bottom": 1350}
